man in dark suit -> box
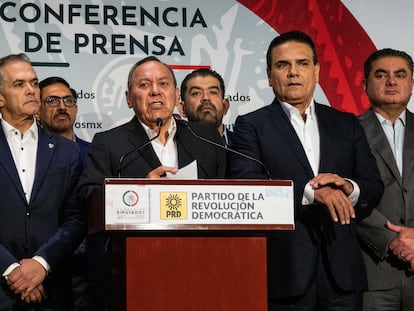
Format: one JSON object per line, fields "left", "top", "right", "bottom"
{"left": 357, "top": 48, "right": 414, "bottom": 310}
{"left": 38, "top": 76, "right": 91, "bottom": 311}
{"left": 77, "top": 56, "right": 227, "bottom": 310}
{"left": 0, "top": 54, "right": 84, "bottom": 310}
{"left": 178, "top": 68, "right": 233, "bottom": 147}
{"left": 230, "top": 31, "right": 383, "bottom": 310}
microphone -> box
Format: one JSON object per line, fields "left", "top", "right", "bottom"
{"left": 183, "top": 121, "right": 273, "bottom": 179}
{"left": 117, "top": 118, "right": 163, "bottom": 177}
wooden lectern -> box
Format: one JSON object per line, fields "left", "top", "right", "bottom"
{"left": 104, "top": 179, "right": 294, "bottom": 310}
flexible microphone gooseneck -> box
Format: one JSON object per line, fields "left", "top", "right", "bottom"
{"left": 183, "top": 121, "right": 273, "bottom": 179}
{"left": 117, "top": 118, "right": 163, "bottom": 177}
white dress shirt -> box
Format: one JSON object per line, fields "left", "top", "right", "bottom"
{"left": 375, "top": 110, "right": 405, "bottom": 175}
{"left": 280, "top": 100, "right": 359, "bottom": 206}
{"left": 3, "top": 119, "right": 37, "bottom": 203}
{"left": 140, "top": 117, "right": 178, "bottom": 168}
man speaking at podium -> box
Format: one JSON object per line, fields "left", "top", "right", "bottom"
{"left": 230, "top": 31, "right": 383, "bottom": 310}
{"left": 77, "top": 56, "right": 226, "bottom": 310}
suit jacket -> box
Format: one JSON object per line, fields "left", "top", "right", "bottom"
{"left": 223, "top": 127, "right": 234, "bottom": 147}
{"left": 0, "top": 121, "right": 84, "bottom": 310}
{"left": 230, "top": 99, "right": 383, "bottom": 298}
{"left": 78, "top": 116, "right": 227, "bottom": 226}
{"left": 77, "top": 116, "right": 227, "bottom": 308}
{"left": 357, "top": 108, "right": 414, "bottom": 293}
{"left": 75, "top": 135, "right": 91, "bottom": 166}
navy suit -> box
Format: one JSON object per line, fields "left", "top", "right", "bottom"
{"left": 75, "top": 135, "right": 91, "bottom": 166}
{"left": 230, "top": 99, "right": 383, "bottom": 299}
{"left": 0, "top": 121, "right": 84, "bottom": 310}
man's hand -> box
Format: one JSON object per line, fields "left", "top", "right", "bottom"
{"left": 311, "top": 173, "right": 355, "bottom": 224}
{"left": 146, "top": 166, "right": 178, "bottom": 178}
{"left": 21, "top": 284, "right": 46, "bottom": 304}
{"left": 387, "top": 221, "right": 414, "bottom": 270}
{"left": 310, "top": 173, "right": 354, "bottom": 196}
{"left": 7, "top": 258, "right": 46, "bottom": 297}
{"left": 314, "top": 186, "right": 355, "bottom": 224}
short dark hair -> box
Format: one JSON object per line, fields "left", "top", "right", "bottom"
{"left": 39, "top": 76, "right": 77, "bottom": 99}
{"left": 127, "top": 55, "right": 177, "bottom": 90}
{"left": 0, "top": 53, "right": 32, "bottom": 92}
{"left": 180, "top": 68, "right": 226, "bottom": 100}
{"left": 266, "top": 30, "right": 318, "bottom": 70}
{"left": 364, "top": 48, "right": 414, "bottom": 80}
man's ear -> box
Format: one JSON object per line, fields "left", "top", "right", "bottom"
{"left": 125, "top": 90, "right": 132, "bottom": 108}
{"left": 223, "top": 97, "right": 230, "bottom": 115}
{"left": 267, "top": 68, "right": 272, "bottom": 87}
{"left": 177, "top": 100, "right": 187, "bottom": 117}
{"left": 0, "top": 93, "right": 5, "bottom": 109}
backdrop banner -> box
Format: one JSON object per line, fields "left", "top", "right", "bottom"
{"left": 0, "top": 0, "right": 412, "bottom": 141}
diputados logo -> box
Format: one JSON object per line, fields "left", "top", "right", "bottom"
{"left": 160, "top": 192, "right": 187, "bottom": 219}
{"left": 122, "top": 190, "right": 139, "bottom": 207}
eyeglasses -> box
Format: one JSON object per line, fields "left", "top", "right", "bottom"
{"left": 43, "top": 96, "right": 77, "bottom": 107}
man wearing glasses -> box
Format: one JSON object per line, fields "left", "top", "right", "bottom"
{"left": 38, "top": 77, "right": 90, "bottom": 163}
{"left": 38, "top": 77, "right": 91, "bottom": 311}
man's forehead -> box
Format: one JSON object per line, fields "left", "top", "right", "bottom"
{"left": 3, "top": 61, "right": 36, "bottom": 80}
{"left": 43, "top": 83, "right": 71, "bottom": 92}
{"left": 372, "top": 57, "right": 410, "bottom": 69}
{"left": 272, "top": 43, "right": 313, "bottom": 59}
{"left": 135, "top": 61, "right": 172, "bottom": 76}
{"left": 188, "top": 76, "right": 221, "bottom": 88}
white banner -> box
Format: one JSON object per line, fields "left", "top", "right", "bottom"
{"left": 105, "top": 179, "right": 294, "bottom": 229}
{"left": 1, "top": 0, "right": 413, "bottom": 141}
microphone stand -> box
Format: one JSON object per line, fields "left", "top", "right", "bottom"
{"left": 117, "top": 118, "right": 163, "bottom": 177}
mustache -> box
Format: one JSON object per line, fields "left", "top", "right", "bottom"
{"left": 197, "top": 102, "right": 217, "bottom": 113}
{"left": 54, "top": 111, "right": 70, "bottom": 118}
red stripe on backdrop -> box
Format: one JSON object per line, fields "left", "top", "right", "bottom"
{"left": 237, "top": 0, "right": 377, "bottom": 115}
{"left": 170, "top": 65, "right": 211, "bottom": 70}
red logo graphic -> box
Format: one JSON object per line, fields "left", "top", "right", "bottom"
{"left": 237, "top": 0, "right": 376, "bottom": 115}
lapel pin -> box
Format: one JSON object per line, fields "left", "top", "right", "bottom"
{"left": 48, "top": 143, "right": 54, "bottom": 149}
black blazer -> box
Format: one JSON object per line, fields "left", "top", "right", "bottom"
{"left": 78, "top": 116, "right": 227, "bottom": 200}
{"left": 0, "top": 122, "right": 84, "bottom": 309}
{"left": 230, "top": 99, "right": 383, "bottom": 298}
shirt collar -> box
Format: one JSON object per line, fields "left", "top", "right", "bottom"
{"left": 222, "top": 127, "right": 229, "bottom": 144}
{"left": 139, "top": 116, "right": 177, "bottom": 141}
{"left": 280, "top": 99, "right": 315, "bottom": 120}
{"left": 374, "top": 109, "right": 406, "bottom": 127}
{"left": 2, "top": 118, "right": 38, "bottom": 140}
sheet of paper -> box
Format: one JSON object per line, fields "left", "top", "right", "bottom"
{"left": 166, "top": 160, "right": 198, "bottom": 179}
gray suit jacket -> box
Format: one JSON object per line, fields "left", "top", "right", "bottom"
{"left": 358, "top": 108, "right": 414, "bottom": 291}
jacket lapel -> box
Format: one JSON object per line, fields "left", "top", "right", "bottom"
{"left": 0, "top": 123, "right": 26, "bottom": 198}
{"left": 30, "top": 125, "right": 55, "bottom": 203}
{"left": 403, "top": 110, "right": 414, "bottom": 185}
{"left": 316, "top": 104, "right": 338, "bottom": 174}
{"left": 362, "top": 109, "right": 402, "bottom": 185}
{"left": 126, "top": 117, "right": 162, "bottom": 170}
{"left": 175, "top": 121, "right": 196, "bottom": 169}
{"left": 269, "top": 100, "right": 315, "bottom": 176}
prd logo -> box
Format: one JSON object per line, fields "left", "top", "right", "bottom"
{"left": 160, "top": 192, "right": 187, "bottom": 219}
{"left": 122, "top": 190, "right": 139, "bottom": 207}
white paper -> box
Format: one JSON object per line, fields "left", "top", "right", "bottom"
{"left": 166, "top": 160, "right": 198, "bottom": 179}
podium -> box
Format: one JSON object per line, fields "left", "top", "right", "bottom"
{"left": 104, "top": 179, "right": 294, "bottom": 310}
